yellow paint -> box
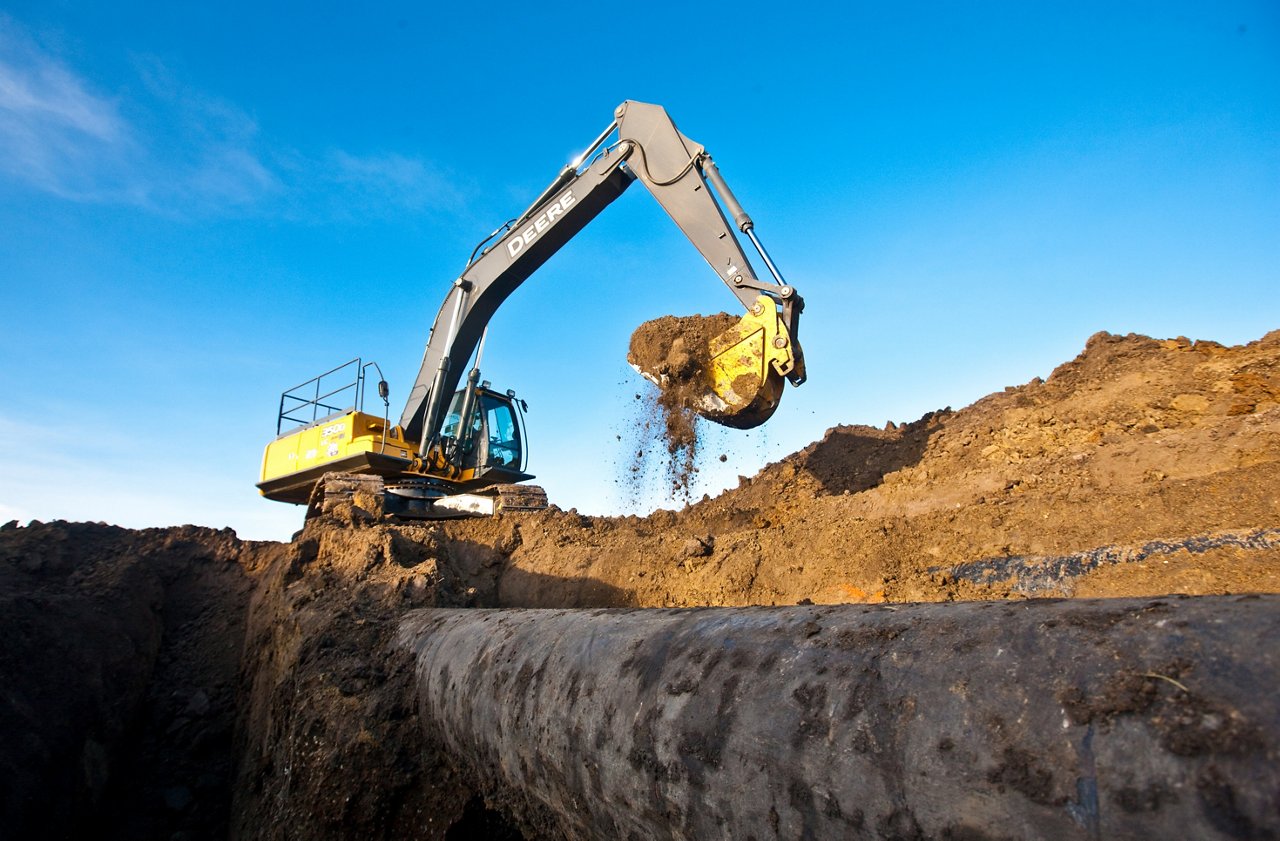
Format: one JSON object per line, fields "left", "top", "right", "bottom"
{"left": 259, "top": 411, "right": 412, "bottom": 486}
{"left": 703, "top": 295, "right": 796, "bottom": 427}
{"left": 259, "top": 408, "right": 498, "bottom": 501}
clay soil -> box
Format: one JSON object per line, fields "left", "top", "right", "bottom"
{"left": 2, "top": 328, "right": 1278, "bottom": 839}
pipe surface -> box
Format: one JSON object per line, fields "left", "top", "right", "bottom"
{"left": 397, "top": 596, "right": 1280, "bottom": 840}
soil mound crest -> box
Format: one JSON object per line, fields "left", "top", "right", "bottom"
{"left": 459, "top": 328, "right": 1280, "bottom": 608}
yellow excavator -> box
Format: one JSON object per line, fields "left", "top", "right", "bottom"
{"left": 257, "top": 101, "right": 806, "bottom": 518}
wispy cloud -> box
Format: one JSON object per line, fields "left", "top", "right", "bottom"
{"left": 285, "top": 149, "right": 462, "bottom": 220}
{"left": 125, "top": 54, "right": 283, "bottom": 211}
{"left": 0, "top": 15, "right": 139, "bottom": 201}
{"left": 0, "top": 14, "right": 456, "bottom": 218}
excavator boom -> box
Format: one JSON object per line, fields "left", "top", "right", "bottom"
{"left": 400, "top": 101, "right": 806, "bottom": 452}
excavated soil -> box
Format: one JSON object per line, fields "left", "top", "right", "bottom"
{"left": 468, "top": 330, "right": 1280, "bottom": 608}
{"left": 3, "top": 328, "right": 1278, "bottom": 839}
{"left": 627, "top": 312, "right": 740, "bottom": 492}
{"left": 0, "top": 524, "right": 283, "bottom": 839}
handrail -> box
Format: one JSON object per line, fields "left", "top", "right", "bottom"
{"left": 274, "top": 357, "right": 369, "bottom": 435}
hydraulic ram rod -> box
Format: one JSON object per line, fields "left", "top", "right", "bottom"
{"left": 398, "top": 596, "right": 1280, "bottom": 840}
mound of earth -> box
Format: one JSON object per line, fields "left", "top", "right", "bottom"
{"left": 453, "top": 330, "right": 1280, "bottom": 608}
{"left": 0, "top": 518, "right": 507, "bottom": 840}
{"left": 1, "top": 328, "right": 1277, "bottom": 839}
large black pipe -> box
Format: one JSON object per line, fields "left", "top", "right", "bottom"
{"left": 398, "top": 596, "right": 1279, "bottom": 840}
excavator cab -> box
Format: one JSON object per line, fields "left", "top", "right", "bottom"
{"left": 438, "top": 387, "right": 529, "bottom": 479}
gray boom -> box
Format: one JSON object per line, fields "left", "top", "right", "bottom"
{"left": 398, "top": 100, "right": 804, "bottom": 449}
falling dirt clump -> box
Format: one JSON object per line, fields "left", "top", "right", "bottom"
{"left": 628, "top": 312, "right": 739, "bottom": 493}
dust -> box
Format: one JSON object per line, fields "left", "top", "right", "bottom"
{"left": 626, "top": 312, "right": 739, "bottom": 495}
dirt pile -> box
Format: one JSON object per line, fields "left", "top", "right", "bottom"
{"left": 2, "top": 328, "right": 1278, "bottom": 839}
{"left": 455, "top": 329, "right": 1280, "bottom": 607}
{"left": 627, "top": 312, "right": 739, "bottom": 491}
{"left": 231, "top": 518, "right": 488, "bottom": 840}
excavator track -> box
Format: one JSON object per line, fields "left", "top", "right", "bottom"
{"left": 306, "top": 472, "right": 548, "bottom": 521}
{"left": 305, "top": 473, "right": 385, "bottom": 520}
{"left": 492, "top": 483, "right": 549, "bottom": 512}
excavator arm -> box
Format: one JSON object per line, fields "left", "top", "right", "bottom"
{"left": 399, "top": 100, "right": 806, "bottom": 456}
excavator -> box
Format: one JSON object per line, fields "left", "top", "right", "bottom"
{"left": 257, "top": 101, "right": 806, "bottom": 519}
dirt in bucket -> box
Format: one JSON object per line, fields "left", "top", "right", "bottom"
{"left": 627, "top": 312, "right": 739, "bottom": 494}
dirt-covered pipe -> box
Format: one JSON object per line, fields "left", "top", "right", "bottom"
{"left": 397, "top": 596, "right": 1279, "bottom": 840}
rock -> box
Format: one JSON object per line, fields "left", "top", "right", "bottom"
{"left": 681, "top": 536, "right": 714, "bottom": 558}
{"left": 404, "top": 574, "right": 433, "bottom": 604}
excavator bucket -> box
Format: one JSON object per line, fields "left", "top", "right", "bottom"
{"left": 698, "top": 296, "right": 798, "bottom": 429}
{"left": 630, "top": 296, "right": 801, "bottom": 430}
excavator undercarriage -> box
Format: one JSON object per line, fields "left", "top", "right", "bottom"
{"left": 306, "top": 473, "right": 548, "bottom": 521}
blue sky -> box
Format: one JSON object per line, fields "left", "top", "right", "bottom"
{"left": 1, "top": 2, "right": 1276, "bottom": 540}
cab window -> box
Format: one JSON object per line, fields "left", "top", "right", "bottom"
{"left": 482, "top": 395, "right": 521, "bottom": 468}
{"left": 441, "top": 392, "right": 482, "bottom": 466}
